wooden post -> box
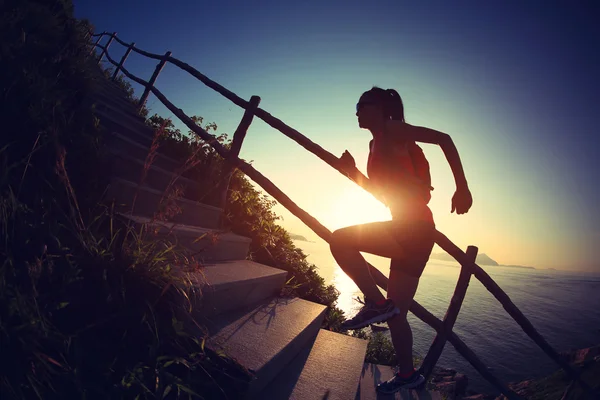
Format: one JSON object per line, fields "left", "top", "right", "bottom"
{"left": 97, "top": 32, "right": 116, "bottom": 65}
{"left": 90, "top": 34, "right": 102, "bottom": 56}
{"left": 420, "top": 246, "right": 478, "bottom": 380}
{"left": 138, "top": 51, "right": 172, "bottom": 111}
{"left": 217, "top": 95, "right": 261, "bottom": 222}
{"left": 112, "top": 42, "right": 135, "bottom": 81}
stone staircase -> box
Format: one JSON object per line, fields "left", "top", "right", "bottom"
{"left": 86, "top": 73, "right": 442, "bottom": 400}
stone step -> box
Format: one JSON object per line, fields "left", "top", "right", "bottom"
{"left": 96, "top": 109, "right": 156, "bottom": 144}
{"left": 108, "top": 149, "right": 213, "bottom": 206}
{"left": 256, "top": 329, "right": 368, "bottom": 400}
{"left": 107, "top": 177, "right": 223, "bottom": 229}
{"left": 91, "top": 86, "right": 140, "bottom": 114}
{"left": 356, "top": 363, "right": 442, "bottom": 400}
{"left": 180, "top": 260, "right": 288, "bottom": 317}
{"left": 103, "top": 131, "right": 181, "bottom": 172}
{"left": 92, "top": 76, "right": 134, "bottom": 97}
{"left": 94, "top": 101, "right": 155, "bottom": 139}
{"left": 119, "top": 213, "right": 250, "bottom": 262}
{"left": 87, "top": 80, "right": 143, "bottom": 116}
{"left": 203, "top": 297, "right": 327, "bottom": 398}
{"left": 94, "top": 92, "right": 146, "bottom": 123}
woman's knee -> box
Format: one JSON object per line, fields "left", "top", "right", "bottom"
{"left": 330, "top": 227, "right": 353, "bottom": 250}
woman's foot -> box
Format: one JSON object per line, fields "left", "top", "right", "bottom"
{"left": 376, "top": 369, "right": 425, "bottom": 393}
{"left": 340, "top": 297, "right": 400, "bottom": 330}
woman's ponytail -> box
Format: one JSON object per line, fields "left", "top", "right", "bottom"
{"left": 385, "top": 89, "right": 405, "bottom": 122}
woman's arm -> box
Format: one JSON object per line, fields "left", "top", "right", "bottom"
{"left": 392, "top": 121, "right": 469, "bottom": 191}
{"left": 388, "top": 121, "right": 473, "bottom": 214}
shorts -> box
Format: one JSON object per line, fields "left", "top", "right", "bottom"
{"left": 388, "top": 219, "right": 435, "bottom": 278}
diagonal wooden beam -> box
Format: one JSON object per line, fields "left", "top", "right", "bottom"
{"left": 420, "top": 245, "right": 478, "bottom": 380}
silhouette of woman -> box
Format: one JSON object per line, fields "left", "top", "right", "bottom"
{"left": 330, "top": 86, "right": 472, "bottom": 393}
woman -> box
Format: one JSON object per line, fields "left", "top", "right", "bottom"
{"left": 330, "top": 86, "right": 472, "bottom": 393}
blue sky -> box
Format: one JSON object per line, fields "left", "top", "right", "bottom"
{"left": 75, "top": 1, "right": 600, "bottom": 271}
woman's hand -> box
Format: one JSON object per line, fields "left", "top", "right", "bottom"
{"left": 451, "top": 187, "right": 473, "bottom": 214}
{"left": 339, "top": 150, "right": 356, "bottom": 170}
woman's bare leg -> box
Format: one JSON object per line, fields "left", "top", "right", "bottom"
{"left": 386, "top": 268, "right": 420, "bottom": 374}
{"left": 329, "top": 221, "right": 409, "bottom": 303}
{"left": 330, "top": 220, "right": 432, "bottom": 372}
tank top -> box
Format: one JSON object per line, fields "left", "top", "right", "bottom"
{"left": 367, "top": 136, "right": 434, "bottom": 224}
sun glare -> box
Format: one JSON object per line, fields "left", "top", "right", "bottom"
{"left": 327, "top": 185, "right": 392, "bottom": 230}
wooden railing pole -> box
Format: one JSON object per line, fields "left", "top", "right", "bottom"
{"left": 112, "top": 42, "right": 135, "bottom": 81}
{"left": 97, "top": 32, "right": 116, "bottom": 65}
{"left": 138, "top": 51, "right": 171, "bottom": 111}
{"left": 420, "top": 245, "right": 478, "bottom": 380}
{"left": 90, "top": 34, "right": 102, "bottom": 56}
{"left": 217, "top": 95, "right": 261, "bottom": 223}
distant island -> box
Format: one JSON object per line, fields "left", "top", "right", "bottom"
{"left": 502, "top": 264, "right": 536, "bottom": 270}
{"left": 289, "top": 233, "right": 310, "bottom": 242}
{"left": 429, "top": 252, "right": 536, "bottom": 269}
{"left": 430, "top": 252, "right": 499, "bottom": 266}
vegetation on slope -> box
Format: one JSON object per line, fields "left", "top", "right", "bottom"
{"left": 0, "top": 0, "right": 350, "bottom": 398}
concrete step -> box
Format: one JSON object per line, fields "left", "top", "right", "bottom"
{"left": 91, "top": 86, "right": 140, "bottom": 114}
{"left": 107, "top": 178, "right": 223, "bottom": 229}
{"left": 96, "top": 109, "right": 156, "bottom": 144}
{"left": 94, "top": 101, "right": 155, "bottom": 138}
{"left": 88, "top": 80, "right": 142, "bottom": 115}
{"left": 119, "top": 213, "right": 250, "bottom": 262}
{"left": 103, "top": 131, "right": 181, "bottom": 172}
{"left": 94, "top": 92, "right": 146, "bottom": 123}
{"left": 88, "top": 91, "right": 156, "bottom": 140}
{"left": 178, "top": 260, "right": 288, "bottom": 317}
{"left": 108, "top": 149, "right": 212, "bottom": 205}
{"left": 356, "top": 364, "right": 442, "bottom": 400}
{"left": 256, "top": 329, "right": 368, "bottom": 400}
{"left": 92, "top": 76, "right": 134, "bottom": 97}
{"left": 204, "top": 297, "right": 327, "bottom": 398}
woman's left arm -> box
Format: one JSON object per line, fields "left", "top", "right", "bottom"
{"left": 391, "top": 121, "right": 473, "bottom": 214}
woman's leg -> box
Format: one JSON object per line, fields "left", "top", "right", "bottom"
{"left": 386, "top": 268, "right": 420, "bottom": 374}
{"left": 330, "top": 221, "right": 409, "bottom": 303}
{"left": 330, "top": 219, "right": 434, "bottom": 373}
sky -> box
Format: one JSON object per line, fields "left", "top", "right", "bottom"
{"left": 75, "top": 0, "right": 600, "bottom": 272}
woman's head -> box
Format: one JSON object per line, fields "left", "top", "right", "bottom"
{"left": 356, "top": 86, "right": 405, "bottom": 130}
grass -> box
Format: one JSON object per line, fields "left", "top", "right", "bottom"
{"left": 351, "top": 329, "right": 423, "bottom": 367}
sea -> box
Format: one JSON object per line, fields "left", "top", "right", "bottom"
{"left": 292, "top": 239, "right": 600, "bottom": 395}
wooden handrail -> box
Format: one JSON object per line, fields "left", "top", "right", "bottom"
{"left": 89, "top": 32, "right": 597, "bottom": 399}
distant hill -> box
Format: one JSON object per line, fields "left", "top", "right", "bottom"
{"left": 501, "top": 264, "right": 535, "bottom": 270}
{"left": 429, "top": 252, "right": 537, "bottom": 269}
{"left": 289, "top": 233, "right": 309, "bottom": 242}
{"left": 430, "top": 252, "right": 499, "bottom": 266}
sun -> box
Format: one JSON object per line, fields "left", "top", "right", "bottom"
{"left": 327, "top": 185, "right": 392, "bottom": 230}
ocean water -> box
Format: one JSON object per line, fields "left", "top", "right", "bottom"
{"left": 293, "top": 239, "right": 600, "bottom": 395}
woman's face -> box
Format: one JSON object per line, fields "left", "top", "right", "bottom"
{"left": 356, "top": 94, "right": 384, "bottom": 129}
